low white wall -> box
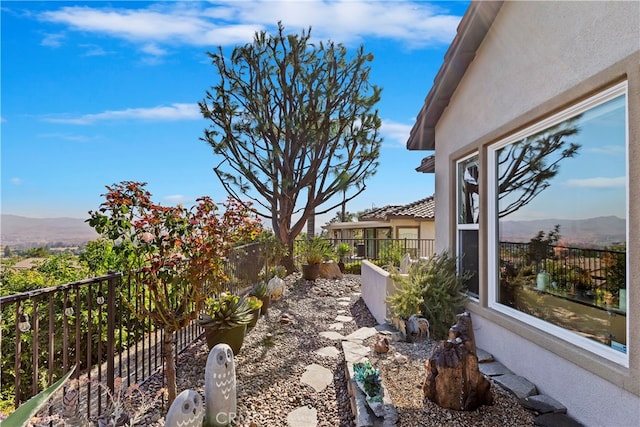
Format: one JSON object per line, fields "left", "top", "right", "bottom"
{"left": 361, "top": 261, "right": 400, "bottom": 325}
{"left": 472, "top": 315, "right": 640, "bottom": 427}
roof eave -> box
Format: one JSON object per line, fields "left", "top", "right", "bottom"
{"left": 406, "top": 1, "right": 503, "bottom": 151}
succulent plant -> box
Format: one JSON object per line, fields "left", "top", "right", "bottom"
{"left": 249, "top": 281, "right": 269, "bottom": 298}
{"left": 243, "top": 295, "right": 263, "bottom": 311}
{"left": 198, "top": 293, "right": 254, "bottom": 330}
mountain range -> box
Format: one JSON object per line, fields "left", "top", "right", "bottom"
{"left": 499, "top": 215, "right": 626, "bottom": 248}
{"left": 1, "top": 214, "right": 99, "bottom": 248}
{"left": 0, "top": 214, "right": 626, "bottom": 249}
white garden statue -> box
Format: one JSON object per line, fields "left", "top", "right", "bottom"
{"left": 164, "top": 344, "right": 236, "bottom": 427}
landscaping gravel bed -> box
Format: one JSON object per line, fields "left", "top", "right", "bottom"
{"left": 125, "top": 274, "right": 535, "bottom": 426}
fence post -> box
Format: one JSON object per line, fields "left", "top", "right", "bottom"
{"left": 107, "top": 272, "right": 117, "bottom": 394}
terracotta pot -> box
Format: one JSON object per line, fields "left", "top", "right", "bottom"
{"left": 259, "top": 296, "right": 271, "bottom": 315}
{"left": 204, "top": 324, "right": 247, "bottom": 355}
{"left": 302, "top": 263, "right": 320, "bottom": 281}
{"left": 248, "top": 308, "right": 261, "bottom": 328}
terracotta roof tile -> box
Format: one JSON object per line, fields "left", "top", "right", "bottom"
{"left": 359, "top": 196, "right": 435, "bottom": 221}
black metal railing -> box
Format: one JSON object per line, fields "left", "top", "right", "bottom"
{"left": 0, "top": 241, "right": 267, "bottom": 420}
{"left": 324, "top": 238, "right": 436, "bottom": 265}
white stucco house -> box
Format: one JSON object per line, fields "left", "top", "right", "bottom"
{"left": 407, "top": 1, "right": 639, "bottom": 426}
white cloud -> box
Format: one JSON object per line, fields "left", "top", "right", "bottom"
{"left": 37, "top": 133, "right": 98, "bottom": 142}
{"left": 380, "top": 119, "right": 413, "bottom": 147}
{"left": 163, "top": 194, "right": 190, "bottom": 205}
{"left": 38, "top": 1, "right": 461, "bottom": 56}
{"left": 10, "top": 177, "right": 23, "bottom": 185}
{"left": 563, "top": 177, "right": 626, "bottom": 189}
{"left": 587, "top": 145, "right": 625, "bottom": 156}
{"left": 41, "top": 32, "right": 65, "bottom": 47}
{"left": 44, "top": 103, "right": 201, "bottom": 125}
{"left": 79, "top": 44, "right": 110, "bottom": 56}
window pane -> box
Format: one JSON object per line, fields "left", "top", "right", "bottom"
{"left": 459, "top": 229, "right": 479, "bottom": 297}
{"left": 496, "top": 93, "right": 627, "bottom": 354}
{"left": 458, "top": 155, "right": 479, "bottom": 224}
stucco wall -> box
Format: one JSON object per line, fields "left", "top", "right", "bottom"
{"left": 431, "top": 1, "right": 640, "bottom": 426}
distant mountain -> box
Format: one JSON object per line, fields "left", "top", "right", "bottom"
{"left": 500, "top": 215, "right": 626, "bottom": 248}
{"left": 1, "top": 215, "right": 99, "bottom": 248}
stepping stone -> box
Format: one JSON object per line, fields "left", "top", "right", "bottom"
{"left": 335, "top": 315, "right": 353, "bottom": 322}
{"left": 287, "top": 406, "right": 318, "bottom": 427}
{"left": 520, "top": 394, "right": 567, "bottom": 414}
{"left": 351, "top": 292, "right": 361, "bottom": 297}
{"left": 345, "top": 327, "right": 378, "bottom": 342}
{"left": 476, "top": 348, "right": 494, "bottom": 363}
{"left": 328, "top": 322, "right": 344, "bottom": 331}
{"left": 319, "top": 331, "right": 345, "bottom": 340}
{"left": 342, "top": 340, "right": 371, "bottom": 363}
{"left": 315, "top": 346, "right": 340, "bottom": 358}
{"left": 337, "top": 309, "right": 347, "bottom": 314}
{"left": 338, "top": 301, "right": 351, "bottom": 306}
{"left": 479, "top": 361, "right": 512, "bottom": 376}
{"left": 534, "top": 412, "right": 584, "bottom": 427}
{"left": 493, "top": 373, "right": 537, "bottom": 399}
{"left": 301, "top": 364, "right": 333, "bottom": 392}
{"left": 337, "top": 296, "right": 351, "bottom": 302}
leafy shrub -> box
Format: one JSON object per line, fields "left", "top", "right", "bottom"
{"left": 388, "top": 250, "right": 469, "bottom": 340}
{"left": 343, "top": 262, "right": 361, "bottom": 274}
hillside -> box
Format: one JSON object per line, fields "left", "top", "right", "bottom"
{"left": 499, "top": 215, "right": 626, "bottom": 248}
{"left": 1, "top": 214, "right": 99, "bottom": 248}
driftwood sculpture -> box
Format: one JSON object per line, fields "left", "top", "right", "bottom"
{"left": 423, "top": 312, "right": 493, "bottom": 410}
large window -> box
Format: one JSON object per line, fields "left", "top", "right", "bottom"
{"left": 457, "top": 153, "right": 479, "bottom": 297}
{"left": 488, "top": 83, "right": 628, "bottom": 365}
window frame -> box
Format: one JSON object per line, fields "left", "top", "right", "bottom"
{"left": 487, "top": 81, "right": 629, "bottom": 366}
{"left": 456, "top": 152, "right": 480, "bottom": 299}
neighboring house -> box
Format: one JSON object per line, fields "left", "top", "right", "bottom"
{"left": 407, "top": 1, "right": 639, "bottom": 426}
{"left": 323, "top": 196, "right": 435, "bottom": 258}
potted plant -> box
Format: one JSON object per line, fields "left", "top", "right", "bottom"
{"left": 335, "top": 242, "right": 351, "bottom": 273}
{"left": 250, "top": 281, "right": 271, "bottom": 314}
{"left": 198, "top": 293, "right": 254, "bottom": 354}
{"left": 244, "top": 295, "right": 263, "bottom": 328}
{"left": 299, "top": 236, "right": 333, "bottom": 281}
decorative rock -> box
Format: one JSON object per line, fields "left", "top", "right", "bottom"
{"left": 267, "top": 276, "right": 286, "bottom": 301}
{"left": 319, "top": 331, "right": 345, "bottom": 341}
{"left": 393, "top": 353, "right": 409, "bottom": 364}
{"left": 423, "top": 312, "right": 493, "bottom": 411}
{"left": 205, "top": 344, "right": 237, "bottom": 427}
{"left": 345, "top": 327, "right": 378, "bottom": 342}
{"left": 328, "top": 322, "right": 344, "bottom": 330}
{"left": 165, "top": 389, "right": 204, "bottom": 427}
{"left": 406, "top": 315, "right": 430, "bottom": 341}
{"left": 520, "top": 394, "right": 567, "bottom": 414}
{"left": 319, "top": 261, "right": 343, "bottom": 280}
{"left": 280, "top": 313, "right": 295, "bottom": 324}
{"left": 479, "top": 360, "right": 513, "bottom": 376}
{"left": 335, "top": 315, "right": 353, "bottom": 322}
{"left": 337, "top": 296, "right": 351, "bottom": 302}
{"left": 534, "top": 412, "right": 584, "bottom": 427}
{"left": 300, "top": 364, "right": 333, "bottom": 392}
{"left": 476, "top": 348, "right": 495, "bottom": 363}
{"left": 287, "top": 406, "right": 318, "bottom": 427}
{"left": 493, "top": 373, "right": 538, "bottom": 400}
{"left": 315, "top": 346, "right": 341, "bottom": 358}
{"left": 342, "top": 340, "right": 371, "bottom": 363}
{"left": 373, "top": 335, "right": 390, "bottom": 354}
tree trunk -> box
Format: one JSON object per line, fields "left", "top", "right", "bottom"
{"left": 163, "top": 329, "right": 177, "bottom": 407}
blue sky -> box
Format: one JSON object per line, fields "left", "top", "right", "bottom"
{"left": 1, "top": 0, "right": 470, "bottom": 228}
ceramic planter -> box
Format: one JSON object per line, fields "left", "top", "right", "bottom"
{"left": 204, "top": 324, "right": 247, "bottom": 355}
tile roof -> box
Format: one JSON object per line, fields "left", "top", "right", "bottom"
{"left": 359, "top": 196, "right": 435, "bottom": 221}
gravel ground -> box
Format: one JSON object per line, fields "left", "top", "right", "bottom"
{"left": 94, "top": 274, "right": 536, "bottom": 426}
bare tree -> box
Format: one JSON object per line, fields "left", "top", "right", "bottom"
{"left": 497, "top": 117, "right": 581, "bottom": 218}
{"left": 199, "top": 23, "right": 382, "bottom": 272}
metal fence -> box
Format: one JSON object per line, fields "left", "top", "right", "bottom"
{"left": 0, "top": 241, "right": 266, "bottom": 420}
{"left": 324, "top": 238, "right": 436, "bottom": 265}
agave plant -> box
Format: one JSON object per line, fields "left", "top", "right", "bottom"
{"left": 249, "top": 281, "right": 269, "bottom": 298}
{"left": 198, "top": 293, "right": 254, "bottom": 330}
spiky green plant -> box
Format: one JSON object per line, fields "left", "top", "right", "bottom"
{"left": 353, "top": 361, "right": 382, "bottom": 400}
{"left": 388, "top": 250, "right": 470, "bottom": 340}
{"left": 198, "top": 293, "right": 254, "bottom": 330}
